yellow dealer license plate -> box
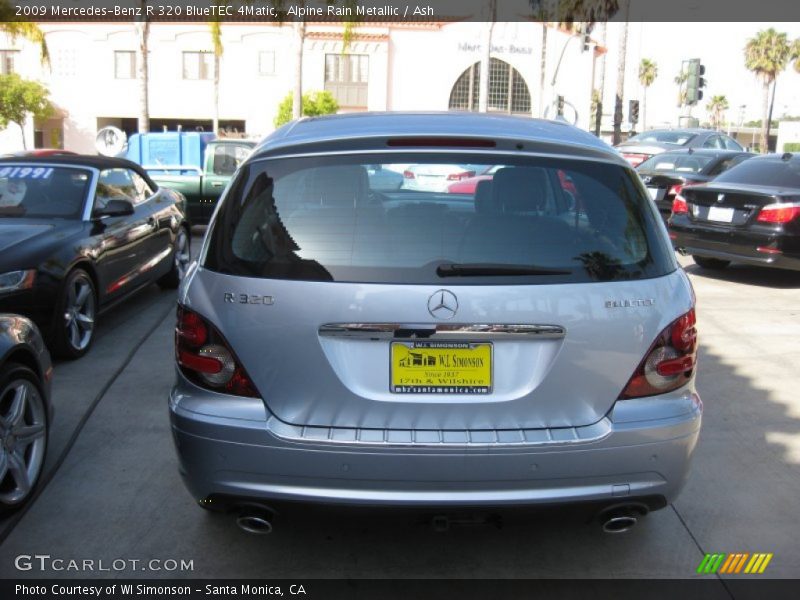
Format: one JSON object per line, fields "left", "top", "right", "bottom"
{"left": 390, "top": 341, "right": 492, "bottom": 394}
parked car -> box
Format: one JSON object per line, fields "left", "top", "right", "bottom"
{"left": 170, "top": 112, "right": 701, "bottom": 534}
{"left": 0, "top": 155, "right": 190, "bottom": 358}
{"left": 402, "top": 163, "right": 484, "bottom": 192}
{"left": 670, "top": 152, "right": 800, "bottom": 271}
{"left": 141, "top": 137, "right": 256, "bottom": 224}
{"left": 366, "top": 164, "right": 404, "bottom": 192}
{"left": 616, "top": 129, "right": 744, "bottom": 167}
{"left": 0, "top": 313, "right": 52, "bottom": 513}
{"left": 446, "top": 165, "right": 501, "bottom": 194}
{"left": 637, "top": 149, "right": 755, "bottom": 221}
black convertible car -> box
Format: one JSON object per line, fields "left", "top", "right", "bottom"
{"left": 669, "top": 153, "right": 800, "bottom": 271}
{"left": 0, "top": 156, "right": 189, "bottom": 358}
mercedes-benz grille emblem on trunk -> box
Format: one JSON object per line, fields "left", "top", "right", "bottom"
{"left": 428, "top": 290, "right": 458, "bottom": 320}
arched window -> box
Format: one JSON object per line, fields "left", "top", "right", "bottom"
{"left": 448, "top": 58, "right": 532, "bottom": 115}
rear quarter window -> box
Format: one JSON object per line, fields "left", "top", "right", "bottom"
{"left": 204, "top": 152, "right": 676, "bottom": 285}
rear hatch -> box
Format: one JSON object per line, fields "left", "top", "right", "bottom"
{"left": 194, "top": 149, "right": 683, "bottom": 431}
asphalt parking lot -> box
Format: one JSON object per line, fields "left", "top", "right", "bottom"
{"left": 1, "top": 235, "right": 799, "bottom": 582}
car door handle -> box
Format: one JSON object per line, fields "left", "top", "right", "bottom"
{"left": 211, "top": 181, "right": 224, "bottom": 187}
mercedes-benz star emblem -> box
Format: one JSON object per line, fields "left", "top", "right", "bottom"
{"left": 428, "top": 289, "right": 458, "bottom": 320}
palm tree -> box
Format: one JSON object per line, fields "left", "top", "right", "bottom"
{"left": 0, "top": 1, "right": 49, "bottom": 64}
{"left": 638, "top": 58, "right": 657, "bottom": 130}
{"left": 744, "top": 28, "right": 792, "bottom": 153}
{"left": 612, "top": 2, "right": 631, "bottom": 145}
{"left": 706, "top": 95, "right": 729, "bottom": 131}
{"left": 674, "top": 69, "right": 688, "bottom": 109}
{"left": 793, "top": 39, "right": 800, "bottom": 73}
{"left": 209, "top": 21, "right": 222, "bottom": 135}
{"left": 530, "top": 1, "right": 619, "bottom": 118}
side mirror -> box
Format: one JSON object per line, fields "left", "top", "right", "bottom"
{"left": 93, "top": 198, "right": 135, "bottom": 218}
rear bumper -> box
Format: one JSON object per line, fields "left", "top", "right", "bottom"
{"left": 169, "top": 373, "right": 702, "bottom": 510}
{"left": 670, "top": 220, "right": 800, "bottom": 270}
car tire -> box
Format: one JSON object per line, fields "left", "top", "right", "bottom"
{"left": 692, "top": 255, "right": 730, "bottom": 270}
{"left": 0, "top": 362, "right": 48, "bottom": 514}
{"left": 52, "top": 268, "right": 97, "bottom": 359}
{"left": 158, "top": 228, "right": 191, "bottom": 290}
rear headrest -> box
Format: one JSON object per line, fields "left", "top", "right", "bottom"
{"left": 474, "top": 179, "right": 494, "bottom": 213}
{"left": 309, "top": 165, "right": 369, "bottom": 208}
{"left": 492, "top": 167, "right": 548, "bottom": 213}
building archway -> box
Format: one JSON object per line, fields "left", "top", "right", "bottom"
{"left": 448, "top": 58, "right": 532, "bottom": 115}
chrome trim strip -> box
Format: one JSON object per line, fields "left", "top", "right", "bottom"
{"left": 266, "top": 415, "right": 611, "bottom": 447}
{"left": 319, "top": 323, "right": 566, "bottom": 340}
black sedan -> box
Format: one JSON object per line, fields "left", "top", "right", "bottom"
{"left": 669, "top": 153, "right": 800, "bottom": 271}
{"left": 0, "top": 313, "right": 52, "bottom": 512}
{"left": 637, "top": 149, "right": 755, "bottom": 221}
{"left": 616, "top": 128, "right": 745, "bottom": 167}
{"left": 0, "top": 156, "right": 190, "bottom": 358}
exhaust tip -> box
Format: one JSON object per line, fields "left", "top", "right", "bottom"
{"left": 602, "top": 515, "right": 638, "bottom": 534}
{"left": 234, "top": 504, "right": 275, "bottom": 535}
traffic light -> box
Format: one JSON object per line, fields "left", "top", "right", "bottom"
{"left": 556, "top": 95, "right": 565, "bottom": 116}
{"left": 582, "top": 32, "right": 591, "bottom": 52}
{"left": 629, "top": 100, "right": 640, "bottom": 125}
{"left": 686, "top": 59, "right": 706, "bottom": 105}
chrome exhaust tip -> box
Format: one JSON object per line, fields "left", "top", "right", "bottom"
{"left": 234, "top": 504, "right": 275, "bottom": 535}
{"left": 602, "top": 515, "right": 638, "bottom": 534}
{"left": 596, "top": 502, "right": 648, "bottom": 534}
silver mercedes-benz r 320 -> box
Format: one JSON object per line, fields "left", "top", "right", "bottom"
{"left": 169, "top": 113, "right": 701, "bottom": 534}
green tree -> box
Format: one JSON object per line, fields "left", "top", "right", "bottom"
{"left": 793, "top": 38, "right": 800, "bottom": 73}
{"left": 744, "top": 28, "right": 792, "bottom": 153}
{"left": 706, "top": 95, "right": 729, "bottom": 131}
{"left": 0, "top": 73, "right": 53, "bottom": 149}
{"left": 274, "top": 91, "right": 338, "bottom": 128}
{"left": 0, "top": 1, "right": 50, "bottom": 64}
{"left": 638, "top": 58, "right": 657, "bottom": 130}
{"left": 674, "top": 69, "right": 688, "bottom": 109}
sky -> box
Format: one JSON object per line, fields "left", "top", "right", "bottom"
{"left": 602, "top": 22, "right": 800, "bottom": 127}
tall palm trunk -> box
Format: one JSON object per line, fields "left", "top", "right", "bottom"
{"left": 292, "top": 20, "right": 306, "bottom": 120}
{"left": 759, "top": 79, "right": 770, "bottom": 153}
{"left": 612, "top": 20, "right": 629, "bottom": 145}
{"left": 478, "top": 22, "right": 494, "bottom": 112}
{"left": 135, "top": 19, "right": 150, "bottom": 133}
{"left": 478, "top": 0, "right": 496, "bottom": 113}
{"left": 213, "top": 53, "right": 220, "bottom": 135}
{"left": 642, "top": 87, "right": 647, "bottom": 131}
{"left": 539, "top": 25, "right": 548, "bottom": 117}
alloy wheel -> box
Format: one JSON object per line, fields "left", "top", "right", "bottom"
{"left": 64, "top": 276, "right": 95, "bottom": 351}
{"left": 175, "top": 230, "right": 191, "bottom": 281}
{"left": 0, "top": 378, "right": 46, "bottom": 506}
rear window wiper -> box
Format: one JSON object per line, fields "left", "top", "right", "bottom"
{"left": 436, "top": 263, "right": 572, "bottom": 277}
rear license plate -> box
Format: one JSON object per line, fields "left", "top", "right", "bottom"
{"left": 390, "top": 341, "right": 492, "bottom": 394}
{"left": 707, "top": 206, "right": 734, "bottom": 222}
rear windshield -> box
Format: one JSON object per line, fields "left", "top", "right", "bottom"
{"left": 0, "top": 165, "right": 90, "bottom": 219}
{"left": 628, "top": 131, "right": 695, "bottom": 145}
{"left": 204, "top": 153, "right": 675, "bottom": 285}
{"left": 638, "top": 153, "right": 714, "bottom": 174}
{"left": 714, "top": 158, "right": 800, "bottom": 189}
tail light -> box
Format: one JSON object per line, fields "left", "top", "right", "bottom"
{"left": 622, "top": 153, "right": 648, "bottom": 167}
{"left": 175, "top": 305, "right": 258, "bottom": 397}
{"left": 756, "top": 203, "right": 800, "bottom": 224}
{"left": 667, "top": 184, "right": 683, "bottom": 197}
{"left": 447, "top": 170, "right": 476, "bottom": 181}
{"left": 403, "top": 170, "right": 415, "bottom": 179}
{"left": 672, "top": 193, "right": 689, "bottom": 215}
{"left": 619, "top": 308, "right": 697, "bottom": 399}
